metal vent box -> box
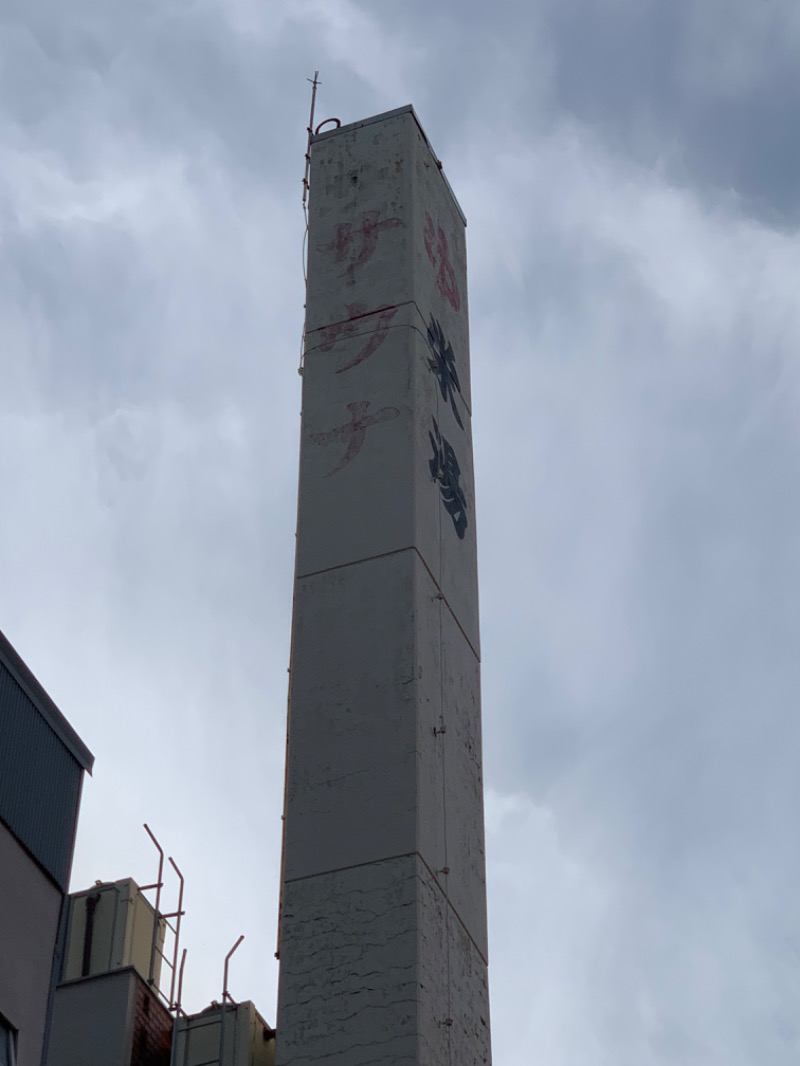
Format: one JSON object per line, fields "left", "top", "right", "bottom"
{"left": 174, "top": 1001, "right": 275, "bottom": 1066}
{"left": 62, "top": 878, "right": 166, "bottom": 989}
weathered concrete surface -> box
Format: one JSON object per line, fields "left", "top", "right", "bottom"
{"left": 278, "top": 857, "right": 419, "bottom": 1065}
{"left": 278, "top": 858, "right": 490, "bottom": 1066}
{"left": 304, "top": 108, "right": 472, "bottom": 412}
{"left": 283, "top": 553, "right": 487, "bottom": 962}
{"left": 276, "top": 106, "right": 490, "bottom": 1066}
{"left": 44, "top": 967, "right": 174, "bottom": 1066}
{"left": 297, "top": 305, "right": 479, "bottom": 656}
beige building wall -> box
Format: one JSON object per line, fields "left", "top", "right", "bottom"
{"left": 0, "top": 822, "right": 62, "bottom": 1066}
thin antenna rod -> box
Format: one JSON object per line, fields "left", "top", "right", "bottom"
{"left": 299, "top": 71, "right": 320, "bottom": 372}
{"left": 302, "top": 71, "right": 320, "bottom": 207}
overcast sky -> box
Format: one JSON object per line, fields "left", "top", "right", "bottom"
{"left": 3, "top": 1, "right": 800, "bottom": 1063}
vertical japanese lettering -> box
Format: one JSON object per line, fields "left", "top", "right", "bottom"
{"left": 424, "top": 212, "right": 461, "bottom": 311}
{"left": 427, "top": 315, "right": 463, "bottom": 429}
{"left": 429, "top": 417, "right": 468, "bottom": 539}
{"left": 327, "top": 210, "right": 402, "bottom": 282}
{"left": 312, "top": 400, "right": 400, "bottom": 477}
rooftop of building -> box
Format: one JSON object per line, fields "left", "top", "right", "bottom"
{"left": 0, "top": 628, "right": 94, "bottom": 773}
{"left": 311, "top": 104, "right": 467, "bottom": 226}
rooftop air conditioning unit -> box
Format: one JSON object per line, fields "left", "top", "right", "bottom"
{"left": 62, "top": 878, "right": 166, "bottom": 990}
{"left": 173, "top": 1000, "right": 275, "bottom": 1066}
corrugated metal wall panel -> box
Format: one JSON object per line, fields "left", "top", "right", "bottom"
{"left": 0, "top": 659, "right": 82, "bottom": 890}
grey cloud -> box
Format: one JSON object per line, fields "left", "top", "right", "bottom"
{"left": 461, "top": 117, "right": 800, "bottom": 1061}
{"left": 3, "top": 0, "right": 800, "bottom": 1061}
{"left": 352, "top": 0, "right": 800, "bottom": 224}
{"left": 545, "top": 0, "right": 800, "bottom": 223}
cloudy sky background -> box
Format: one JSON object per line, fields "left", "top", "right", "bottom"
{"left": 3, "top": 1, "right": 800, "bottom": 1062}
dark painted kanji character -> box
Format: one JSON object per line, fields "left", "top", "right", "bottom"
{"left": 429, "top": 417, "right": 468, "bottom": 539}
{"left": 427, "top": 315, "right": 463, "bottom": 429}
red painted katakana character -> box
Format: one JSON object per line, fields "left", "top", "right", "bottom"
{"left": 327, "top": 210, "right": 402, "bottom": 282}
{"left": 424, "top": 212, "right": 460, "bottom": 311}
{"left": 317, "top": 305, "right": 400, "bottom": 373}
{"left": 312, "top": 400, "right": 400, "bottom": 476}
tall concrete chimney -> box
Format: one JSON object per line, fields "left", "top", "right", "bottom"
{"left": 275, "top": 106, "right": 491, "bottom": 1066}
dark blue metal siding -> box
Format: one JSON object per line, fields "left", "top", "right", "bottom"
{"left": 0, "top": 659, "right": 82, "bottom": 890}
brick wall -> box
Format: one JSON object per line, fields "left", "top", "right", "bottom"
{"left": 130, "top": 975, "right": 172, "bottom": 1066}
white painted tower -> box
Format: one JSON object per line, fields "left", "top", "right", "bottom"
{"left": 275, "top": 106, "right": 491, "bottom": 1066}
